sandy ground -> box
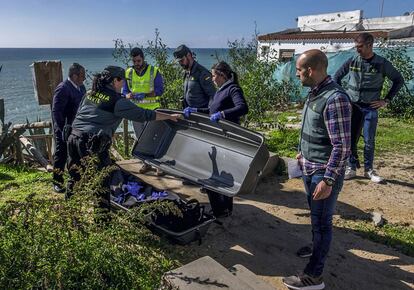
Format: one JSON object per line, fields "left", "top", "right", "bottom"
{"left": 118, "top": 153, "right": 414, "bottom": 290}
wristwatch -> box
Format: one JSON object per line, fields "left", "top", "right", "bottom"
{"left": 322, "top": 177, "right": 334, "bottom": 187}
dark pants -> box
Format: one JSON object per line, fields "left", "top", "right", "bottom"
{"left": 206, "top": 190, "right": 233, "bottom": 217}
{"left": 349, "top": 103, "right": 378, "bottom": 171}
{"left": 302, "top": 170, "right": 344, "bottom": 277}
{"left": 349, "top": 103, "right": 364, "bottom": 169}
{"left": 52, "top": 130, "right": 67, "bottom": 186}
{"left": 66, "top": 133, "right": 112, "bottom": 210}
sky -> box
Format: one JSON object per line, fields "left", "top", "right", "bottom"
{"left": 0, "top": 0, "right": 412, "bottom": 48}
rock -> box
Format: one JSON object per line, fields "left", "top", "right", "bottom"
{"left": 371, "top": 212, "right": 384, "bottom": 227}
{"left": 261, "top": 152, "right": 281, "bottom": 177}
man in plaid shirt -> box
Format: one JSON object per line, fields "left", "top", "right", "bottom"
{"left": 283, "top": 49, "right": 352, "bottom": 290}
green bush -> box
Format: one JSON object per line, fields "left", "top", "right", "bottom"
{"left": 266, "top": 128, "right": 299, "bottom": 158}
{"left": 225, "top": 29, "right": 300, "bottom": 128}
{"left": 0, "top": 157, "right": 180, "bottom": 289}
{"left": 379, "top": 42, "right": 414, "bottom": 118}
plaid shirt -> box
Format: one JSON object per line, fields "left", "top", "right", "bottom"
{"left": 299, "top": 76, "right": 352, "bottom": 181}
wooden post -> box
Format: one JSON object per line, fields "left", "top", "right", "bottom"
{"left": 14, "top": 136, "right": 24, "bottom": 165}
{"left": 0, "top": 98, "right": 4, "bottom": 125}
{"left": 123, "top": 119, "right": 129, "bottom": 156}
{"left": 20, "top": 135, "right": 53, "bottom": 171}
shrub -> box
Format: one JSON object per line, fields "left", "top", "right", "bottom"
{"left": 226, "top": 29, "right": 300, "bottom": 128}
{"left": 0, "top": 156, "right": 180, "bottom": 289}
{"left": 379, "top": 42, "right": 414, "bottom": 118}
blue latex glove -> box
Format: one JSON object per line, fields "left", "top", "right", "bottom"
{"left": 132, "top": 93, "right": 145, "bottom": 101}
{"left": 210, "top": 112, "right": 222, "bottom": 122}
{"left": 183, "top": 107, "right": 197, "bottom": 118}
{"left": 121, "top": 182, "right": 143, "bottom": 196}
{"left": 150, "top": 191, "right": 169, "bottom": 200}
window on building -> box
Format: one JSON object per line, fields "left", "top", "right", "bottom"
{"left": 279, "top": 49, "right": 295, "bottom": 62}
{"left": 261, "top": 45, "right": 270, "bottom": 57}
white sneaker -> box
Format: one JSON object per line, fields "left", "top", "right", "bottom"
{"left": 344, "top": 166, "right": 356, "bottom": 180}
{"left": 364, "top": 169, "right": 384, "bottom": 183}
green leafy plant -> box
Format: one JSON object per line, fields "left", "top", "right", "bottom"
{"left": 379, "top": 42, "right": 414, "bottom": 118}
{"left": 265, "top": 127, "right": 299, "bottom": 158}
{"left": 0, "top": 156, "right": 181, "bottom": 289}
{"left": 226, "top": 27, "right": 300, "bottom": 128}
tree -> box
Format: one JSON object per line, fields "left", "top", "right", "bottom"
{"left": 226, "top": 27, "right": 300, "bottom": 127}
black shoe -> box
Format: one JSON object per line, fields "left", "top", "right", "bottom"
{"left": 297, "top": 245, "right": 313, "bottom": 258}
{"left": 208, "top": 209, "right": 232, "bottom": 219}
{"left": 53, "top": 184, "right": 65, "bottom": 193}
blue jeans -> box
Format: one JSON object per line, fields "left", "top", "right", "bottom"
{"left": 349, "top": 106, "right": 378, "bottom": 171}
{"left": 302, "top": 170, "right": 344, "bottom": 277}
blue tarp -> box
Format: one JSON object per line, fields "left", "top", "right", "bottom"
{"left": 274, "top": 47, "right": 414, "bottom": 101}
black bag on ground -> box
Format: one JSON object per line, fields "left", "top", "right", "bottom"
{"left": 153, "top": 199, "right": 204, "bottom": 232}
{"left": 206, "top": 190, "right": 233, "bottom": 218}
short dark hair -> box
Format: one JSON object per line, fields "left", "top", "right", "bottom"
{"left": 355, "top": 33, "right": 374, "bottom": 45}
{"left": 68, "top": 63, "right": 84, "bottom": 78}
{"left": 130, "top": 47, "right": 144, "bottom": 58}
{"left": 173, "top": 44, "right": 191, "bottom": 59}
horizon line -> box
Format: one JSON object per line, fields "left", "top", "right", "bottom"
{"left": 0, "top": 47, "right": 229, "bottom": 49}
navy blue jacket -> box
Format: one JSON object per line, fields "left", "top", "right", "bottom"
{"left": 183, "top": 61, "right": 216, "bottom": 109}
{"left": 199, "top": 81, "right": 248, "bottom": 124}
{"left": 52, "top": 79, "right": 86, "bottom": 132}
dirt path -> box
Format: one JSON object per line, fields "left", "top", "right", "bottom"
{"left": 118, "top": 154, "right": 414, "bottom": 290}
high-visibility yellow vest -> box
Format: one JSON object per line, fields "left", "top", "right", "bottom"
{"left": 125, "top": 65, "right": 160, "bottom": 110}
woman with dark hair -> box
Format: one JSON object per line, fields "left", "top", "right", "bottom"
{"left": 183, "top": 61, "right": 249, "bottom": 218}
{"left": 66, "top": 66, "right": 180, "bottom": 209}
{"left": 184, "top": 61, "right": 248, "bottom": 124}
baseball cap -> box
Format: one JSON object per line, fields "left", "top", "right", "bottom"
{"left": 103, "top": 66, "right": 125, "bottom": 79}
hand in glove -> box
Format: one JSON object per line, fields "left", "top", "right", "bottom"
{"left": 210, "top": 112, "right": 222, "bottom": 122}
{"left": 183, "top": 107, "right": 197, "bottom": 118}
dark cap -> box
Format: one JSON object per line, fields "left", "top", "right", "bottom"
{"left": 173, "top": 44, "right": 191, "bottom": 59}
{"left": 103, "top": 65, "right": 125, "bottom": 79}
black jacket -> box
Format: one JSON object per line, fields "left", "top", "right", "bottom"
{"left": 183, "top": 61, "right": 216, "bottom": 109}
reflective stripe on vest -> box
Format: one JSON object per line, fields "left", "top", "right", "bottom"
{"left": 125, "top": 65, "right": 160, "bottom": 109}
{"left": 346, "top": 55, "right": 385, "bottom": 103}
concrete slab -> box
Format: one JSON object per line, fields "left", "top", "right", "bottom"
{"left": 229, "top": 264, "right": 278, "bottom": 290}
{"left": 162, "top": 256, "right": 255, "bottom": 290}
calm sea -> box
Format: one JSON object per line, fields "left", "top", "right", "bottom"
{"left": 0, "top": 48, "right": 229, "bottom": 124}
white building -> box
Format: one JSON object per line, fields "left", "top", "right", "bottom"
{"left": 258, "top": 10, "right": 414, "bottom": 61}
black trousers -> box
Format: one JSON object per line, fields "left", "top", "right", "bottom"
{"left": 206, "top": 190, "right": 233, "bottom": 217}
{"left": 66, "top": 133, "right": 112, "bottom": 210}
{"left": 52, "top": 130, "right": 67, "bottom": 185}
